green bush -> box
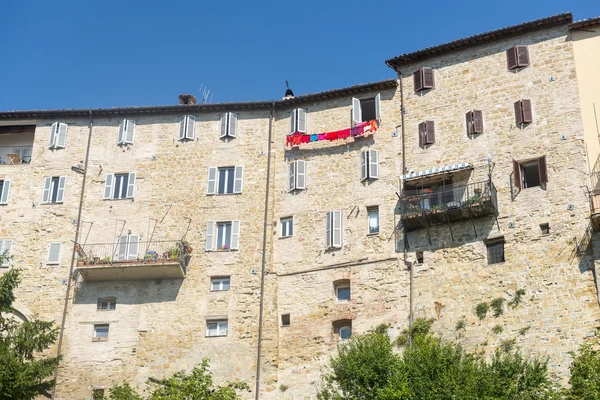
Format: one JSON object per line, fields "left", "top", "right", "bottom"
{"left": 476, "top": 302, "right": 489, "bottom": 320}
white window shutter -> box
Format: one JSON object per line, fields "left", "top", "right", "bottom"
{"left": 178, "top": 116, "right": 186, "bottom": 140}
{"left": 186, "top": 115, "right": 195, "bottom": 139}
{"left": 231, "top": 220, "right": 240, "bottom": 250}
{"left": 207, "top": 167, "right": 217, "bottom": 195}
{"left": 228, "top": 113, "right": 238, "bottom": 138}
{"left": 296, "top": 160, "right": 306, "bottom": 190}
{"left": 360, "top": 150, "right": 367, "bottom": 181}
{"left": 332, "top": 210, "right": 342, "bottom": 248}
{"left": 56, "top": 176, "right": 66, "bottom": 203}
{"left": 118, "top": 120, "right": 125, "bottom": 144}
{"left": 0, "top": 240, "right": 12, "bottom": 266}
{"left": 47, "top": 243, "right": 61, "bottom": 264}
{"left": 103, "top": 174, "right": 114, "bottom": 200}
{"left": 0, "top": 180, "right": 11, "bottom": 204}
{"left": 288, "top": 162, "right": 296, "bottom": 192}
{"left": 369, "top": 149, "right": 379, "bottom": 179}
{"left": 205, "top": 221, "right": 215, "bottom": 251}
{"left": 126, "top": 172, "right": 136, "bottom": 198}
{"left": 234, "top": 166, "right": 243, "bottom": 193}
{"left": 117, "top": 236, "right": 128, "bottom": 261}
{"left": 49, "top": 122, "right": 58, "bottom": 148}
{"left": 128, "top": 235, "right": 140, "bottom": 260}
{"left": 297, "top": 109, "right": 307, "bottom": 133}
{"left": 42, "top": 177, "right": 52, "bottom": 204}
{"left": 220, "top": 114, "right": 228, "bottom": 138}
{"left": 375, "top": 93, "right": 381, "bottom": 121}
{"left": 352, "top": 98, "right": 362, "bottom": 124}
{"left": 125, "top": 120, "right": 136, "bottom": 144}
{"left": 290, "top": 110, "right": 297, "bottom": 134}
{"left": 56, "top": 123, "right": 68, "bottom": 148}
{"left": 326, "top": 212, "right": 332, "bottom": 249}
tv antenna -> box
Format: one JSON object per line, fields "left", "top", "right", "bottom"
{"left": 198, "top": 83, "right": 214, "bottom": 104}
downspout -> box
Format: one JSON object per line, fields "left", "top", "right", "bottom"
{"left": 255, "top": 102, "right": 275, "bottom": 399}
{"left": 52, "top": 110, "right": 94, "bottom": 399}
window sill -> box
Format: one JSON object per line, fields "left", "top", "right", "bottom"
{"left": 210, "top": 289, "right": 230, "bottom": 292}
{"left": 367, "top": 232, "right": 380, "bottom": 236}
{"left": 46, "top": 262, "right": 60, "bottom": 266}
{"left": 206, "top": 334, "right": 228, "bottom": 338}
{"left": 92, "top": 337, "right": 108, "bottom": 342}
{"left": 279, "top": 235, "right": 293, "bottom": 239}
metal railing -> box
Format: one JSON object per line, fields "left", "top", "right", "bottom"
{"left": 76, "top": 240, "right": 191, "bottom": 270}
{"left": 400, "top": 180, "right": 497, "bottom": 217}
{"left": 590, "top": 191, "right": 600, "bottom": 215}
{"left": 0, "top": 146, "right": 32, "bottom": 164}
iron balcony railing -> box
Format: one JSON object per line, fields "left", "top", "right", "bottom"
{"left": 590, "top": 191, "right": 600, "bottom": 215}
{"left": 76, "top": 240, "right": 191, "bottom": 270}
{"left": 400, "top": 180, "right": 497, "bottom": 217}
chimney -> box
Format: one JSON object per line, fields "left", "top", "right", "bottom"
{"left": 178, "top": 94, "right": 197, "bottom": 105}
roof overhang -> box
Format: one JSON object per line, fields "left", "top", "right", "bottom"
{"left": 402, "top": 162, "right": 473, "bottom": 181}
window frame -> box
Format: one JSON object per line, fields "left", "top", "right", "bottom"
{"left": 0, "top": 239, "right": 13, "bottom": 267}
{"left": 280, "top": 216, "right": 293, "bottom": 238}
{"left": 289, "top": 108, "right": 307, "bottom": 134}
{"left": 205, "top": 220, "right": 240, "bottom": 251}
{"left": 42, "top": 176, "right": 66, "bottom": 204}
{"left": 210, "top": 276, "right": 231, "bottom": 291}
{"left": 288, "top": 160, "right": 306, "bottom": 192}
{"left": 335, "top": 285, "right": 351, "bottom": 302}
{"left": 339, "top": 325, "right": 352, "bottom": 340}
{"left": 206, "top": 320, "right": 228, "bottom": 337}
{"left": 92, "top": 324, "right": 109, "bottom": 342}
{"left": 46, "top": 242, "right": 62, "bottom": 265}
{"left": 485, "top": 238, "right": 505, "bottom": 265}
{"left": 0, "top": 179, "right": 11, "bottom": 205}
{"left": 513, "top": 156, "right": 547, "bottom": 190}
{"left": 217, "top": 167, "right": 236, "bottom": 194}
{"left": 118, "top": 119, "right": 136, "bottom": 145}
{"left": 281, "top": 313, "right": 291, "bottom": 327}
{"left": 367, "top": 206, "right": 380, "bottom": 235}
{"left": 97, "top": 297, "right": 117, "bottom": 311}
{"left": 178, "top": 115, "right": 196, "bottom": 141}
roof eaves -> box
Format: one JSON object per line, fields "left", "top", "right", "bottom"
{"left": 570, "top": 16, "right": 600, "bottom": 30}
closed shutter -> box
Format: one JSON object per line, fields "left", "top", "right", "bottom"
{"left": 128, "top": 235, "right": 140, "bottom": 260}
{"left": 352, "top": 98, "right": 362, "bottom": 124}
{"left": 466, "top": 111, "right": 474, "bottom": 135}
{"left": 413, "top": 70, "right": 423, "bottom": 92}
{"left": 522, "top": 100, "right": 532, "bottom": 123}
{"left": 117, "top": 236, "right": 128, "bottom": 261}
{"left": 56, "top": 176, "right": 66, "bottom": 203}
{"left": 0, "top": 240, "right": 12, "bottom": 266}
{"left": 118, "top": 120, "right": 126, "bottom": 144}
{"left": 49, "top": 122, "right": 58, "bottom": 148}
{"left": 418, "top": 122, "right": 426, "bottom": 147}
{"left": 220, "top": 114, "right": 228, "bottom": 138}
{"left": 325, "top": 212, "right": 332, "bottom": 248}
{"left": 228, "top": 113, "right": 238, "bottom": 137}
{"left": 507, "top": 47, "right": 518, "bottom": 70}
{"left": 296, "top": 160, "right": 306, "bottom": 190}
{"left": 126, "top": 172, "right": 136, "bottom": 198}
{"left": 125, "top": 120, "right": 136, "bottom": 144}
{"left": 47, "top": 243, "right": 61, "bottom": 264}
{"left": 288, "top": 162, "right": 296, "bottom": 192}
{"left": 374, "top": 93, "right": 381, "bottom": 121}
{"left": 514, "top": 101, "right": 524, "bottom": 126}
{"left": 234, "top": 166, "right": 243, "bottom": 193}
{"left": 538, "top": 156, "right": 548, "bottom": 184}
{"left": 0, "top": 180, "right": 11, "bottom": 204}
{"left": 423, "top": 68, "right": 435, "bottom": 89}
{"left": 103, "top": 174, "right": 114, "bottom": 200}
{"left": 205, "top": 221, "right": 215, "bottom": 251}
{"left": 360, "top": 150, "right": 367, "bottom": 181}
{"left": 185, "top": 115, "right": 195, "bottom": 139}
{"left": 56, "top": 123, "right": 68, "bottom": 148}
{"left": 473, "top": 110, "right": 484, "bottom": 134}
{"left": 332, "top": 210, "right": 342, "bottom": 248}
{"left": 231, "top": 221, "right": 240, "bottom": 250}
{"left": 425, "top": 121, "right": 435, "bottom": 145}
{"left": 290, "top": 110, "right": 297, "bottom": 134}
{"left": 42, "top": 177, "right": 52, "bottom": 204}
{"left": 297, "top": 109, "right": 307, "bottom": 133}
{"left": 516, "top": 45, "right": 529, "bottom": 67}
{"left": 513, "top": 160, "right": 521, "bottom": 190}
{"left": 369, "top": 149, "right": 379, "bottom": 179}
{"left": 178, "top": 116, "right": 186, "bottom": 140}
{"left": 207, "top": 167, "right": 217, "bottom": 195}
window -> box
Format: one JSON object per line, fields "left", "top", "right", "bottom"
{"left": 206, "top": 320, "right": 228, "bottom": 337}
{"left": 326, "top": 211, "right": 343, "bottom": 249}
{"left": 333, "top": 320, "right": 352, "bottom": 341}
{"left": 118, "top": 119, "right": 136, "bottom": 145}
{"left": 207, "top": 166, "right": 243, "bottom": 195}
{"left": 280, "top": 217, "right": 293, "bottom": 237}
{"left": 367, "top": 206, "right": 379, "bottom": 234}
{"left": 49, "top": 122, "right": 67, "bottom": 149}
{"left": 281, "top": 314, "right": 290, "bottom": 327}
{"left": 93, "top": 324, "right": 109, "bottom": 341}
{"left": 211, "top": 276, "right": 231, "bottom": 291}
{"left": 0, "top": 179, "right": 11, "bottom": 205}
{"left": 289, "top": 109, "right": 307, "bottom": 134}
{"left": 47, "top": 243, "right": 61, "bottom": 265}
{"left": 116, "top": 234, "right": 140, "bottom": 261}
{"left": 288, "top": 160, "right": 306, "bottom": 192}
{"left": 512, "top": 156, "right": 547, "bottom": 189}
{"left": 0, "top": 239, "right": 13, "bottom": 267}
{"left": 205, "top": 221, "right": 240, "bottom": 251}
{"left": 540, "top": 223, "right": 550, "bottom": 235}
{"left": 352, "top": 93, "right": 381, "bottom": 123}
{"left": 42, "top": 176, "right": 66, "bottom": 204}
{"left": 506, "top": 45, "right": 529, "bottom": 70}
{"left": 514, "top": 99, "right": 533, "bottom": 126}
{"left": 466, "top": 110, "right": 484, "bottom": 135}
{"left": 335, "top": 281, "right": 351, "bottom": 302}
{"left": 97, "top": 297, "right": 117, "bottom": 311}
{"left": 416, "top": 251, "right": 424, "bottom": 264}
{"left": 339, "top": 326, "right": 352, "bottom": 340}
{"left": 360, "top": 149, "right": 379, "bottom": 181}
{"left": 418, "top": 121, "right": 435, "bottom": 147}
{"left": 413, "top": 68, "right": 435, "bottom": 93}
{"left": 220, "top": 112, "right": 238, "bottom": 138}
{"left": 104, "top": 172, "right": 136, "bottom": 200}
{"left": 91, "top": 388, "right": 105, "bottom": 400}
{"left": 178, "top": 115, "right": 196, "bottom": 140}
{"left": 485, "top": 237, "right": 505, "bottom": 265}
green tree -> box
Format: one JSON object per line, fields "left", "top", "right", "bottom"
{"left": 0, "top": 252, "right": 60, "bottom": 400}
{"left": 563, "top": 344, "right": 600, "bottom": 399}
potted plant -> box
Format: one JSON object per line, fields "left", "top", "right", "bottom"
{"left": 101, "top": 256, "right": 111, "bottom": 264}
{"left": 168, "top": 247, "right": 181, "bottom": 260}
{"left": 144, "top": 251, "right": 158, "bottom": 262}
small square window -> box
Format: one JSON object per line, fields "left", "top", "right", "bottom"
{"left": 281, "top": 217, "right": 293, "bottom": 237}
{"left": 206, "top": 320, "right": 228, "bottom": 337}
{"left": 336, "top": 286, "right": 351, "bottom": 302}
{"left": 211, "top": 277, "right": 231, "bottom": 291}
{"left": 281, "top": 314, "right": 290, "bottom": 326}
{"left": 540, "top": 223, "right": 550, "bottom": 235}
{"left": 97, "top": 297, "right": 116, "bottom": 311}
{"left": 91, "top": 388, "right": 105, "bottom": 400}
{"left": 339, "top": 326, "right": 352, "bottom": 340}
{"left": 47, "top": 242, "right": 61, "bottom": 265}
{"left": 486, "top": 239, "right": 505, "bottom": 265}
{"left": 416, "top": 251, "right": 424, "bottom": 264}
{"left": 367, "top": 206, "right": 379, "bottom": 234}
{"left": 93, "top": 324, "right": 109, "bottom": 341}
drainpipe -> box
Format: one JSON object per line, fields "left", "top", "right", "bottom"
{"left": 52, "top": 110, "right": 94, "bottom": 399}
{"left": 255, "top": 102, "right": 275, "bottom": 399}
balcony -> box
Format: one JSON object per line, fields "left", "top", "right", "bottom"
{"left": 75, "top": 240, "right": 191, "bottom": 281}
{"left": 590, "top": 192, "right": 600, "bottom": 231}
{"left": 0, "top": 125, "right": 35, "bottom": 165}
{"left": 400, "top": 180, "right": 498, "bottom": 232}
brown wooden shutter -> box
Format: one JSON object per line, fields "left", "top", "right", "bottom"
{"left": 473, "top": 110, "right": 484, "bottom": 133}
{"left": 425, "top": 121, "right": 435, "bottom": 144}
{"left": 516, "top": 45, "right": 529, "bottom": 67}
{"left": 514, "top": 100, "right": 524, "bottom": 126}
{"left": 413, "top": 69, "right": 423, "bottom": 93}
{"left": 513, "top": 160, "right": 521, "bottom": 189}
{"left": 506, "top": 47, "right": 518, "bottom": 70}
{"left": 522, "top": 99, "right": 532, "bottom": 123}
{"left": 418, "top": 122, "right": 426, "bottom": 146}
{"left": 466, "top": 111, "right": 473, "bottom": 135}
{"left": 538, "top": 156, "right": 547, "bottom": 184}
{"left": 423, "top": 68, "right": 435, "bottom": 89}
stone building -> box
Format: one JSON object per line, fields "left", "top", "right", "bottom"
{"left": 0, "top": 11, "right": 599, "bottom": 400}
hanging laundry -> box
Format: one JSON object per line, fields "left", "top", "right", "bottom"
{"left": 310, "top": 134, "right": 318, "bottom": 142}
{"left": 285, "top": 120, "right": 377, "bottom": 147}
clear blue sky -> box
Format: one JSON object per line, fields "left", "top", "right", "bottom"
{"left": 0, "top": 1, "right": 596, "bottom": 111}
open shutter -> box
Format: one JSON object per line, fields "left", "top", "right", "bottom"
{"left": 538, "top": 156, "right": 548, "bottom": 184}
{"left": 125, "top": 120, "right": 136, "bottom": 144}
{"left": 228, "top": 113, "right": 238, "bottom": 137}
{"left": 332, "top": 210, "right": 342, "bottom": 248}
{"left": 0, "top": 240, "right": 12, "bottom": 266}
{"left": 506, "top": 47, "right": 518, "bottom": 70}
{"left": 220, "top": 114, "right": 228, "bottom": 138}
{"left": 423, "top": 68, "right": 435, "bottom": 89}
{"left": 514, "top": 101, "right": 524, "bottom": 126}
{"left": 234, "top": 166, "right": 243, "bottom": 193}
{"left": 369, "top": 149, "right": 379, "bottom": 179}
{"left": 117, "top": 236, "right": 128, "bottom": 261}
{"left": 48, "top": 243, "right": 61, "bottom": 264}
{"left": 288, "top": 162, "right": 296, "bottom": 192}
{"left": 360, "top": 150, "right": 367, "bottom": 181}
{"left": 231, "top": 221, "right": 240, "bottom": 250}
{"left": 512, "top": 160, "right": 521, "bottom": 190}
{"left": 425, "top": 121, "right": 435, "bottom": 145}
{"left": 126, "top": 172, "right": 136, "bottom": 198}
{"left": 49, "top": 122, "right": 58, "bottom": 148}
{"left": 103, "top": 174, "right": 114, "bottom": 200}
{"left": 118, "top": 120, "right": 125, "bottom": 144}
{"left": 56, "top": 123, "right": 68, "bottom": 148}
{"left": 296, "top": 160, "right": 306, "bottom": 190}
{"left": 522, "top": 100, "right": 532, "bottom": 123}
{"left": 297, "top": 109, "right": 307, "bottom": 133}
{"left": 326, "top": 212, "right": 332, "bottom": 248}
{"left": 473, "top": 110, "right": 484, "bottom": 134}
{"left": 178, "top": 116, "right": 186, "bottom": 140}
{"left": 207, "top": 167, "right": 217, "bottom": 195}
{"left": 418, "top": 122, "right": 426, "bottom": 146}
{"left": 42, "top": 177, "right": 52, "bottom": 204}
{"left": 0, "top": 180, "right": 11, "bottom": 204}
{"left": 516, "top": 45, "right": 529, "bottom": 67}
{"left": 128, "top": 235, "right": 140, "bottom": 260}
{"left": 185, "top": 115, "right": 195, "bottom": 139}
{"left": 56, "top": 176, "right": 66, "bottom": 203}
{"left": 352, "top": 98, "right": 362, "bottom": 124}
{"left": 374, "top": 93, "right": 381, "bottom": 121}
{"left": 290, "top": 110, "right": 297, "bottom": 134}
{"left": 205, "top": 221, "right": 215, "bottom": 251}
{"left": 466, "top": 111, "right": 474, "bottom": 135}
{"left": 413, "top": 70, "right": 423, "bottom": 92}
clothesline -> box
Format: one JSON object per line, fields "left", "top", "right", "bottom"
{"left": 285, "top": 120, "right": 377, "bottom": 147}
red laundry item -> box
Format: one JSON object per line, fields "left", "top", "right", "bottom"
{"left": 286, "top": 136, "right": 292, "bottom": 147}
{"left": 300, "top": 135, "right": 311, "bottom": 143}
{"left": 338, "top": 129, "right": 351, "bottom": 139}
{"left": 290, "top": 133, "right": 302, "bottom": 146}
{"left": 326, "top": 131, "right": 339, "bottom": 141}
